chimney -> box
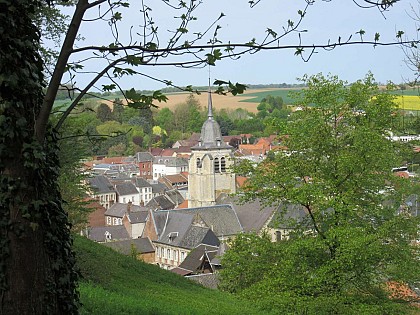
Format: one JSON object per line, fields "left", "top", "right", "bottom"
{"left": 127, "top": 201, "right": 132, "bottom": 213}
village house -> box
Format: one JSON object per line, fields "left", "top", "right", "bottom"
{"left": 135, "top": 151, "right": 154, "bottom": 180}
{"left": 171, "top": 244, "right": 219, "bottom": 276}
{"left": 122, "top": 208, "right": 149, "bottom": 238}
{"left": 115, "top": 181, "right": 140, "bottom": 205}
{"left": 86, "top": 225, "right": 130, "bottom": 243}
{"left": 158, "top": 173, "right": 188, "bottom": 190}
{"left": 152, "top": 156, "right": 189, "bottom": 180}
{"left": 87, "top": 175, "right": 116, "bottom": 209}
{"left": 132, "top": 177, "right": 153, "bottom": 205}
{"left": 103, "top": 238, "right": 155, "bottom": 263}
{"left": 104, "top": 202, "right": 148, "bottom": 226}
{"left": 144, "top": 210, "right": 220, "bottom": 270}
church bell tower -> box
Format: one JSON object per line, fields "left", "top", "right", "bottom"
{"left": 188, "top": 85, "right": 236, "bottom": 208}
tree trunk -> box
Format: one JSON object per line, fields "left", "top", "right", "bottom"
{"left": 0, "top": 1, "right": 79, "bottom": 313}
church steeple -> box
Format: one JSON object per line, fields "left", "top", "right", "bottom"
{"left": 207, "top": 78, "right": 213, "bottom": 119}
{"left": 192, "top": 81, "right": 231, "bottom": 150}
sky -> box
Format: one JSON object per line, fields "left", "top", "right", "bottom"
{"left": 60, "top": 0, "right": 420, "bottom": 91}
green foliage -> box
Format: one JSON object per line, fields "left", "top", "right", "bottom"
{"left": 74, "top": 236, "right": 266, "bottom": 315}
{"left": 57, "top": 117, "right": 92, "bottom": 232}
{"left": 173, "top": 94, "right": 205, "bottom": 133}
{"left": 226, "top": 73, "right": 420, "bottom": 314}
{"left": 155, "top": 107, "right": 175, "bottom": 132}
{"left": 96, "top": 103, "right": 113, "bottom": 122}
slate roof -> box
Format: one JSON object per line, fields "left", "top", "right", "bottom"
{"left": 216, "top": 193, "right": 277, "bottom": 233}
{"left": 154, "top": 156, "right": 188, "bottom": 167}
{"left": 105, "top": 202, "right": 143, "bottom": 218}
{"left": 127, "top": 210, "right": 148, "bottom": 223}
{"left": 102, "top": 238, "right": 155, "bottom": 254}
{"left": 87, "top": 225, "right": 130, "bottom": 242}
{"left": 115, "top": 182, "right": 138, "bottom": 196}
{"left": 152, "top": 211, "right": 220, "bottom": 249}
{"left": 147, "top": 195, "right": 175, "bottom": 210}
{"left": 268, "top": 202, "right": 309, "bottom": 229}
{"left": 88, "top": 175, "right": 115, "bottom": 194}
{"left": 132, "top": 177, "right": 152, "bottom": 189}
{"left": 178, "top": 226, "right": 219, "bottom": 249}
{"left": 150, "top": 181, "right": 168, "bottom": 194}
{"left": 176, "top": 205, "right": 243, "bottom": 237}
{"left": 177, "top": 244, "right": 219, "bottom": 273}
{"left": 153, "top": 211, "right": 192, "bottom": 239}
{"left": 136, "top": 151, "right": 154, "bottom": 162}
{"left": 165, "top": 189, "right": 185, "bottom": 206}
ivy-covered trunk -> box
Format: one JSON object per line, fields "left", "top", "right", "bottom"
{"left": 0, "top": 1, "right": 79, "bottom": 314}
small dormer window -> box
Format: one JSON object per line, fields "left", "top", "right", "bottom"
{"left": 105, "top": 231, "right": 112, "bottom": 241}
{"left": 168, "top": 232, "right": 178, "bottom": 242}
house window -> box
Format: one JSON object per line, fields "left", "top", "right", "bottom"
{"left": 276, "top": 231, "right": 282, "bottom": 242}
{"left": 106, "top": 216, "right": 111, "bottom": 225}
{"left": 118, "top": 218, "right": 122, "bottom": 225}
{"left": 167, "top": 249, "right": 171, "bottom": 260}
{"left": 181, "top": 252, "right": 185, "bottom": 261}
{"left": 221, "top": 157, "right": 226, "bottom": 172}
{"left": 123, "top": 197, "right": 126, "bottom": 203}
{"left": 156, "top": 247, "right": 160, "bottom": 257}
{"left": 196, "top": 158, "right": 201, "bottom": 169}
{"left": 174, "top": 250, "right": 178, "bottom": 261}
{"left": 214, "top": 158, "right": 220, "bottom": 173}
{"left": 113, "top": 218, "right": 118, "bottom": 225}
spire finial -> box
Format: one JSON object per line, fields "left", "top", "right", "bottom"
{"left": 207, "top": 66, "right": 213, "bottom": 119}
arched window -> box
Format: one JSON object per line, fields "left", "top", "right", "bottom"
{"left": 214, "top": 157, "right": 220, "bottom": 173}
{"left": 167, "top": 249, "right": 171, "bottom": 259}
{"left": 196, "top": 158, "right": 201, "bottom": 169}
{"left": 221, "top": 157, "right": 226, "bottom": 172}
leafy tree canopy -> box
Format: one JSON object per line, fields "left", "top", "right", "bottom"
{"left": 222, "top": 73, "right": 420, "bottom": 314}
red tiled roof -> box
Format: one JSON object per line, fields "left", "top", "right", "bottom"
{"left": 177, "top": 200, "right": 189, "bottom": 209}
{"left": 387, "top": 281, "right": 420, "bottom": 306}
{"left": 236, "top": 176, "right": 248, "bottom": 188}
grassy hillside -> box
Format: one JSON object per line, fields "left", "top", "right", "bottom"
{"left": 74, "top": 236, "right": 267, "bottom": 315}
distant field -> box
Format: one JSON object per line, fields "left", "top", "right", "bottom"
{"left": 395, "top": 95, "right": 420, "bottom": 111}
{"left": 54, "top": 87, "right": 420, "bottom": 113}
{"left": 158, "top": 88, "right": 299, "bottom": 113}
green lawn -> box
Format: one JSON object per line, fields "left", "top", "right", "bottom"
{"left": 74, "top": 236, "right": 268, "bottom": 315}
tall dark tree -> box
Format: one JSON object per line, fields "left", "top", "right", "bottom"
{"left": 96, "top": 103, "right": 113, "bottom": 122}
{"left": 0, "top": 1, "right": 78, "bottom": 313}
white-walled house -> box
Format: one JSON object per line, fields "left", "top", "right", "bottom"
{"left": 152, "top": 157, "right": 188, "bottom": 180}
{"left": 115, "top": 182, "right": 140, "bottom": 205}
{"left": 132, "top": 177, "right": 153, "bottom": 206}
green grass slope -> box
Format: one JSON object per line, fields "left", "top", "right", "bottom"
{"left": 74, "top": 236, "right": 267, "bottom": 315}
